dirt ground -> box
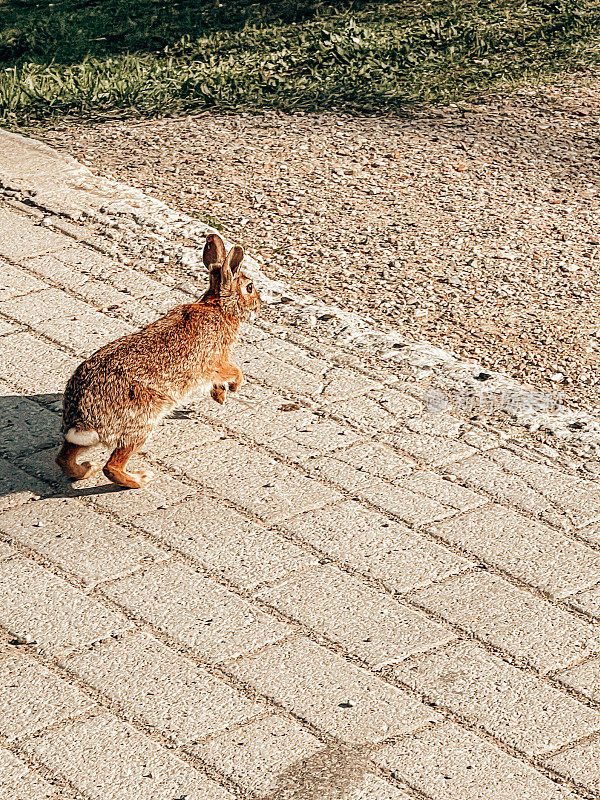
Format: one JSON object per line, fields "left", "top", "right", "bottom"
{"left": 36, "top": 78, "right": 600, "bottom": 412}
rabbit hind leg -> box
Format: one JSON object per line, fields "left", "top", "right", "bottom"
{"left": 103, "top": 436, "right": 153, "bottom": 489}
{"left": 56, "top": 441, "right": 102, "bottom": 480}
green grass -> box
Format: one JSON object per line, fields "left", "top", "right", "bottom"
{"left": 1, "top": 1, "right": 600, "bottom": 122}
{"left": 190, "top": 210, "right": 224, "bottom": 231}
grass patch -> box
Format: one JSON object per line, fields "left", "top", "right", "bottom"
{"left": 190, "top": 210, "right": 224, "bottom": 230}
{"left": 1, "top": 1, "right": 600, "bottom": 122}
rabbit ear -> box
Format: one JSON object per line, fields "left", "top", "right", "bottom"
{"left": 221, "top": 245, "right": 244, "bottom": 287}
{"left": 225, "top": 245, "right": 244, "bottom": 275}
{"left": 203, "top": 233, "right": 226, "bottom": 267}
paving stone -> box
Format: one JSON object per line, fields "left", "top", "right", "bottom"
{"left": 346, "top": 776, "right": 411, "bottom": 800}
{"left": 22, "top": 711, "right": 235, "bottom": 800}
{"left": 250, "top": 411, "right": 325, "bottom": 453}
{"left": 394, "top": 640, "right": 600, "bottom": 756}
{"left": 0, "top": 206, "right": 70, "bottom": 260}
{"left": 116, "top": 287, "right": 190, "bottom": 324}
{"left": 0, "top": 457, "right": 52, "bottom": 511}
{"left": 0, "top": 541, "right": 15, "bottom": 560}
{"left": 134, "top": 496, "right": 319, "bottom": 591}
{"left": 577, "top": 523, "right": 600, "bottom": 547}
{"left": 197, "top": 382, "right": 283, "bottom": 428}
{"left": 0, "top": 748, "right": 55, "bottom": 800}
{"left": 459, "top": 426, "right": 503, "bottom": 451}
{"left": 320, "top": 368, "right": 381, "bottom": 402}
{"left": 195, "top": 715, "right": 326, "bottom": 794}
{"left": 285, "top": 418, "right": 361, "bottom": 452}
{"left": 199, "top": 391, "right": 315, "bottom": 447}
{"left": 545, "top": 737, "right": 600, "bottom": 793}
{"left": 237, "top": 345, "right": 324, "bottom": 396}
{"left": 170, "top": 439, "right": 341, "bottom": 523}
{"left": 555, "top": 658, "right": 600, "bottom": 703}
{"left": 143, "top": 415, "right": 222, "bottom": 458}
{"left": 306, "top": 454, "right": 454, "bottom": 526}
{"left": 239, "top": 322, "right": 270, "bottom": 342}
{"left": 577, "top": 525, "right": 600, "bottom": 545}
{"left": 373, "top": 720, "right": 577, "bottom": 800}
{"left": 0, "top": 390, "right": 61, "bottom": 457}
{"left": 258, "top": 565, "right": 456, "bottom": 667}
{"left": 64, "top": 631, "right": 263, "bottom": 743}
{"left": 46, "top": 245, "right": 166, "bottom": 298}
{"left": 324, "top": 394, "right": 405, "bottom": 431}
{"left": 392, "top": 430, "right": 477, "bottom": 466}
{"left": 220, "top": 381, "right": 284, "bottom": 407}
{"left": 373, "top": 387, "right": 425, "bottom": 418}
{"left": 41, "top": 310, "right": 134, "bottom": 358}
{"left": 260, "top": 337, "right": 330, "bottom": 375}
{"left": 0, "top": 318, "right": 21, "bottom": 336}
{"left": 100, "top": 560, "right": 290, "bottom": 663}
{"left": 489, "top": 448, "right": 600, "bottom": 528}
{"left": 0, "top": 262, "right": 47, "bottom": 301}
{"left": 8, "top": 174, "right": 600, "bottom": 794}
{"left": 0, "top": 555, "right": 131, "bottom": 656}
{"left": 2, "top": 288, "right": 134, "bottom": 356}
{"left": 114, "top": 293, "right": 179, "bottom": 327}
{"left": 96, "top": 266, "right": 170, "bottom": 299}
{"left": 306, "top": 455, "right": 383, "bottom": 493}
{"left": 0, "top": 498, "right": 165, "bottom": 586}
{"left": 395, "top": 471, "right": 486, "bottom": 511}
{"left": 92, "top": 470, "right": 196, "bottom": 522}
{"left": 411, "top": 572, "right": 600, "bottom": 673}
{"left": 443, "top": 454, "right": 564, "bottom": 522}
{"left": 73, "top": 277, "right": 135, "bottom": 310}
{"left": 405, "top": 413, "right": 464, "bottom": 438}
{"left": 0, "top": 648, "right": 95, "bottom": 740}
{"left": 357, "top": 475, "right": 454, "bottom": 526}
{"left": 0, "top": 332, "right": 78, "bottom": 394}
{"left": 569, "top": 584, "right": 600, "bottom": 618}
{"left": 429, "top": 504, "right": 600, "bottom": 599}
{"left": 24, "top": 249, "right": 96, "bottom": 285}
{"left": 280, "top": 500, "right": 471, "bottom": 594}
{"left": 266, "top": 434, "right": 323, "bottom": 462}
{"left": 1, "top": 286, "right": 99, "bottom": 325}
{"left": 328, "top": 441, "right": 415, "bottom": 481}
{"left": 130, "top": 287, "right": 190, "bottom": 314}
{"left": 223, "top": 636, "right": 438, "bottom": 744}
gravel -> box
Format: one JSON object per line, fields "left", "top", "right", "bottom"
{"left": 35, "top": 78, "right": 600, "bottom": 413}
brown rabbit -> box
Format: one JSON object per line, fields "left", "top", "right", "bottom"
{"left": 56, "top": 233, "right": 260, "bottom": 489}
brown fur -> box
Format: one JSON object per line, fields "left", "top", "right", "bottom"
{"left": 57, "top": 234, "right": 260, "bottom": 489}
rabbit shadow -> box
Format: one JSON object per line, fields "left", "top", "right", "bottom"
{"left": 0, "top": 392, "right": 112, "bottom": 501}
{"left": 0, "top": 392, "right": 198, "bottom": 503}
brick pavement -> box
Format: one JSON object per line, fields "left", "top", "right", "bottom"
{"left": 0, "top": 201, "right": 600, "bottom": 798}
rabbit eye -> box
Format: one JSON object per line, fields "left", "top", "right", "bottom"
{"left": 246, "top": 282, "right": 253, "bottom": 293}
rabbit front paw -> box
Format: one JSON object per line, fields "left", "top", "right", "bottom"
{"left": 210, "top": 383, "right": 227, "bottom": 405}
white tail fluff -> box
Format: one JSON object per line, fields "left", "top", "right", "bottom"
{"left": 65, "top": 428, "right": 100, "bottom": 446}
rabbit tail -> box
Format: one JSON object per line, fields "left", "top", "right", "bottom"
{"left": 64, "top": 425, "right": 100, "bottom": 446}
